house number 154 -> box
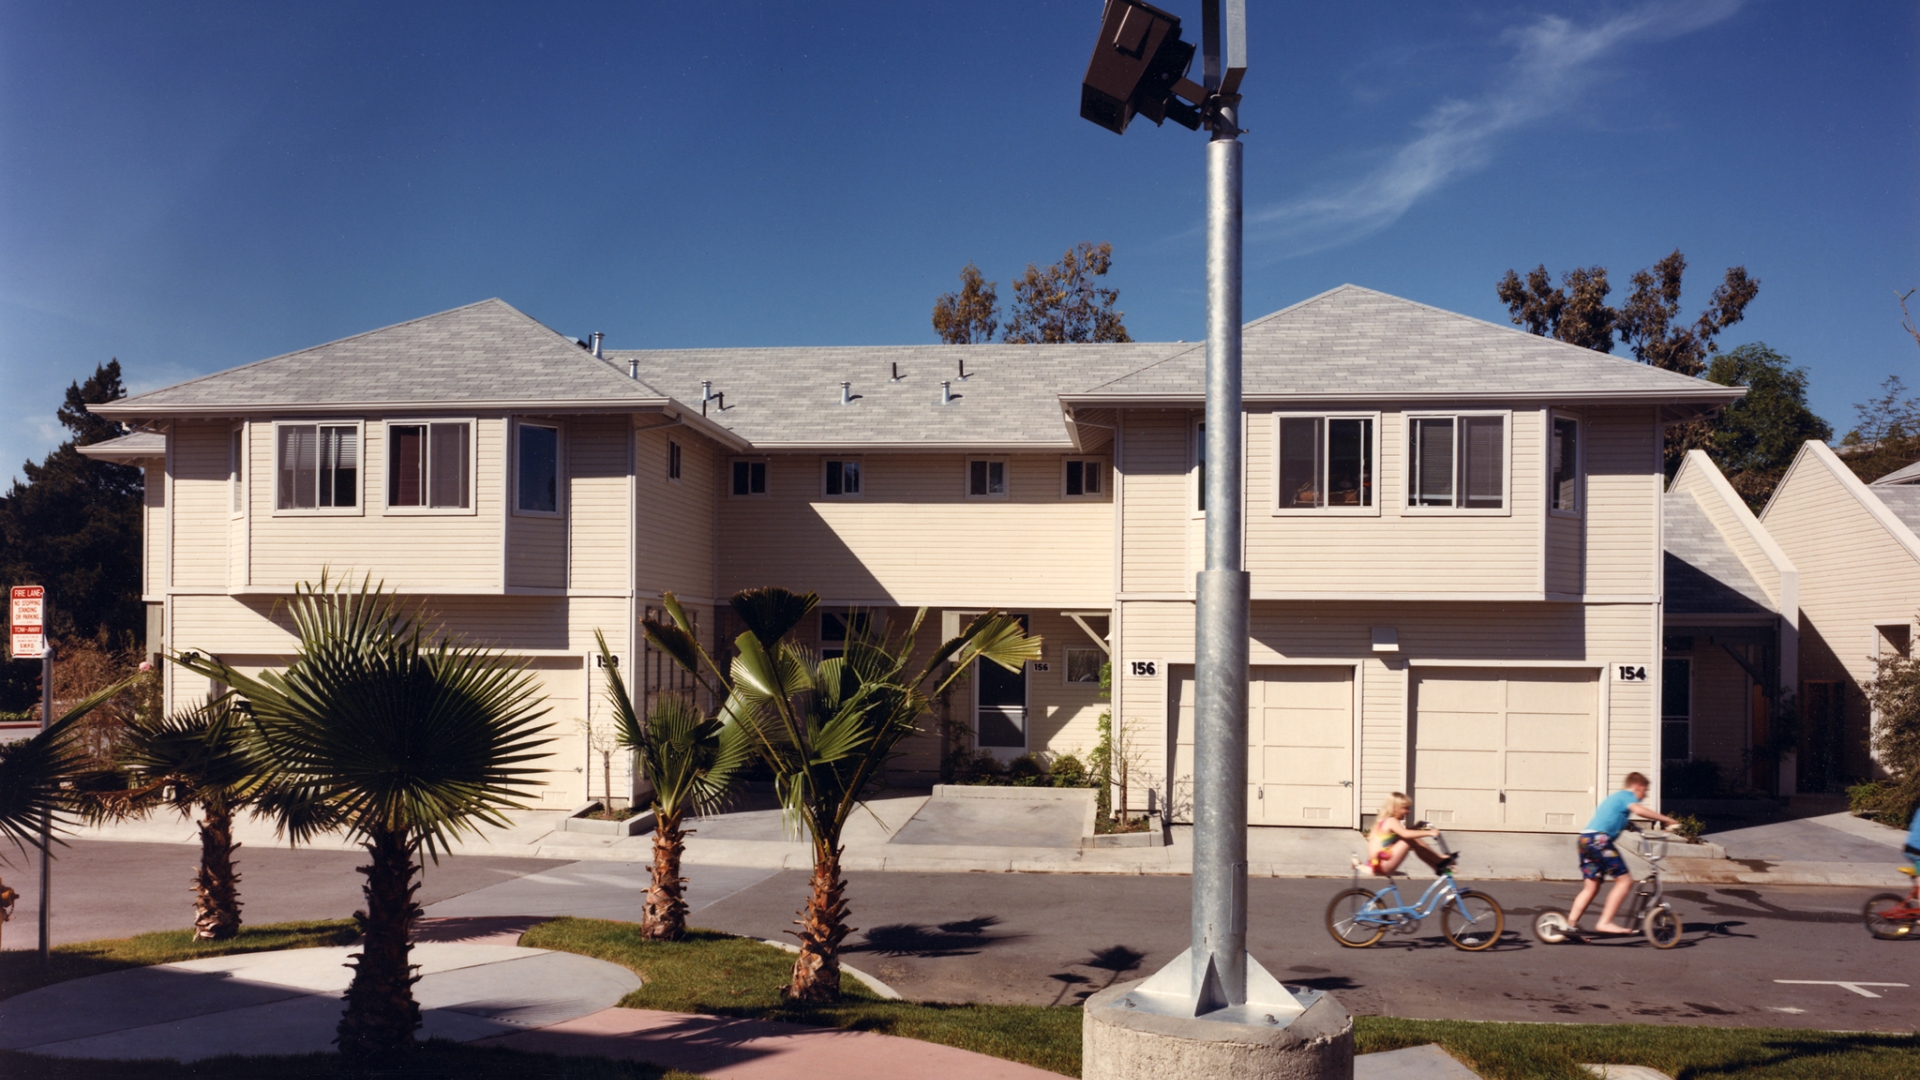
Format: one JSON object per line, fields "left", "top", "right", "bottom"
{"left": 1617, "top": 665, "right": 1648, "bottom": 682}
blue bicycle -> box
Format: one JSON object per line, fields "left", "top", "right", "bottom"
{"left": 1324, "top": 831, "right": 1506, "bottom": 951}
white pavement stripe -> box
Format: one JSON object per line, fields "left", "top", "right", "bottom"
{"left": 1773, "top": 980, "right": 1910, "bottom": 999}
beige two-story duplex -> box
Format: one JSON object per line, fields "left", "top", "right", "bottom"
{"left": 84, "top": 285, "right": 1739, "bottom": 829}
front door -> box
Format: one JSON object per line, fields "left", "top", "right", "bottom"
{"left": 975, "top": 614, "right": 1030, "bottom": 758}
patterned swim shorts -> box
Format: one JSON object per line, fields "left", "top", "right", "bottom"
{"left": 1578, "top": 833, "right": 1628, "bottom": 881}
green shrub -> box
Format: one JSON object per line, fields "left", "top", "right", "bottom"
{"left": 1005, "top": 753, "right": 1047, "bottom": 786}
{"left": 1670, "top": 813, "right": 1707, "bottom": 843}
{"left": 1849, "top": 780, "right": 1920, "bottom": 828}
{"left": 1048, "top": 753, "right": 1088, "bottom": 788}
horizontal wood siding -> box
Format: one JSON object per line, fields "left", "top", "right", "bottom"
{"left": 636, "top": 426, "right": 716, "bottom": 600}
{"left": 1582, "top": 408, "right": 1659, "bottom": 597}
{"left": 1120, "top": 411, "right": 1192, "bottom": 594}
{"left": 249, "top": 417, "right": 507, "bottom": 591}
{"left": 171, "top": 423, "right": 229, "bottom": 589}
{"left": 1545, "top": 515, "right": 1582, "bottom": 595}
{"left": 719, "top": 453, "right": 1111, "bottom": 606}
{"left": 568, "top": 418, "right": 630, "bottom": 592}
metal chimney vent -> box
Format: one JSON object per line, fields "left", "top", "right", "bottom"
{"left": 591, "top": 332, "right": 604, "bottom": 358}
{"left": 941, "top": 380, "right": 953, "bottom": 405}
{"left": 840, "top": 381, "right": 853, "bottom": 405}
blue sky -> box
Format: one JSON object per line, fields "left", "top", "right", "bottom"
{"left": 2, "top": 1, "right": 1914, "bottom": 484}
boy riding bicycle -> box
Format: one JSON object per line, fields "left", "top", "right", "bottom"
{"left": 1564, "top": 771, "right": 1679, "bottom": 936}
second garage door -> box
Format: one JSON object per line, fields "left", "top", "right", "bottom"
{"left": 1171, "top": 665, "right": 1355, "bottom": 828}
{"left": 1410, "top": 667, "right": 1598, "bottom": 832}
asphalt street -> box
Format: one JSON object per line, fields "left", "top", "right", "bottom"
{"left": 6, "top": 840, "right": 1914, "bottom": 1034}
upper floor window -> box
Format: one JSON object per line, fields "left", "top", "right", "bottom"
{"left": 668, "top": 440, "right": 682, "bottom": 482}
{"left": 731, "top": 459, "right": 768, "bottom": 496}
{"left": 230, "top": 428, "right": 244, "bottom": 515}
{"left": 1276, "top": 414, "right": 1376, "bottom": 513}
{"left": 968, "top": 459, "right": 1007, "bottom": 498}
{"left": 1193, "top": 421, "right": 1206, "bottom": 513}
{"left": 516, "top": 422, "right": 560, "bottom": 514}
{"left": 388, "top": 422, "right": 471, "bottom": 510}
{"left": 276, "top": 423, "right": 359, "bottom": 511}
{"left": 1064, "top": 458, "right": 1105, "bottom": 497}
{"left": 824, "top": 459, "right": 862, "bottom": 497}
{"left": 1550, "top": 415, "right": 1581, "bottom": 514}
{"left": 1407, "top": 413, "right": 1507, "bottom": 512}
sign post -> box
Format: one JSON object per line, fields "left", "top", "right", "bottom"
{"left": 10, "top": 585, "right": 51, "bottom": 965}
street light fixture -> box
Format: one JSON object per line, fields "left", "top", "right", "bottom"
{"left": 1077, "top": 8, "right": 1348, "bottom": 1074}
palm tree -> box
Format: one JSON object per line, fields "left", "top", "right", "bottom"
{"left": 644, "top": 587, "right": 1037, "bottom": 1002}
{"left": 101, "top": 694, "right": 260, "bottom": 940}
{"left": 176, "top": 577, "right": 550, "bottom": 1060}
{"left": 594, "top": 628, "right": 748, "bottom": 940}
{"left": 0, "top": 675, "right": 144, "bottom": 856}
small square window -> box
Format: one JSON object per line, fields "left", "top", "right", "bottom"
{"left": 824, "top": 459, "right": 862, "bottom": 497}
{"left": 1407, "top": 414, "right": 1506, "bottom": 512}
{"left": 1277, "top": 415, "right": 1374, "bottom": 510}
{"left": 389, "top": 422, "right": 470, "bottom": 510}
{"left": 668, "top": 440, "right": 682, "bottom": 482}
{"left": 968, "top": 459, "right": 1007, "bottom": 497}
{"left": 731, "top": 459, "right": 768, "bottom": 496}
{"left": 1065, "top": 647, "right": 1104, "bottom": 685}
{"left": 1065, "top": 458, "right": 1105, "bottom": 497}
{"left": 516, "top": 423, "right": 559, "bottom": 513}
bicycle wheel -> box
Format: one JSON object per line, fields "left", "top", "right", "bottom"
{"left": 1442, "top": 890, "right": 1504, "bottom": 951}
{"left": 1533, "top": 910, "right": 1572, "bottom": 944}
{"left": 1326, "top": 888, "right": 1389, "bottom": 948}
{"left": 1863, "top": 893, "right": 1917, "bottom": 940}
{"left": 1642, "top": 905, "right": 1681, "bottom": 949}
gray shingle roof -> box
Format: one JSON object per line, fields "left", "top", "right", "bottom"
{"left": 1070, "top": 285, "right": 1745, "bottom": 404}
{"left": 93, "top": 299, "right": 669, "bottom": 416}
{"left": 74, "top": 431, "right": 166, "bottom": 461}
{"left": 1871, "top": 460, "right": 1920, "bottom": 485}
{"left": 1663, "top": 492, "right": 1773, "bottom": 615}
{"left": 1871, "top": 486, "right": 1920, "bottom": 533}
{"left": 607, "top": 343, "right": 1180, "bottom": 449}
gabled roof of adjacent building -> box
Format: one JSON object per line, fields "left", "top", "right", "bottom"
{"left": 1870, "top": 485, "right": 1920, "bottom": 534}
{"left": 1870, "top": 459, "right": 1920, "bottom": 485}
{"left": 1662, "top": 491, "right": 1774, "bottom": 616}
{"left": 75, "top": 431, "right": 167, "bottom": 463}
{"left": 89, "top": 285, "right": 1742, "bottom": 450}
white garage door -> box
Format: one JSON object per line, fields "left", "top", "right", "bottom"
{"left": 1171, "top": 665, "right": 1355, "bottom": 828}
{"left": 1411, "top": 668, "right": 1597, "bottom": 832}
{"left": 518, "top": 655, "right": 588, "bottom": 808}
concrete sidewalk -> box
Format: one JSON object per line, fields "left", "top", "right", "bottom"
{"left": 66, "top": 789, "right": 1919, "bottom": 888}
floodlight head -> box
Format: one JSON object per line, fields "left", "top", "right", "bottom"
{"left": 1080, "top": 0, "right": 1201, "bottom": 134}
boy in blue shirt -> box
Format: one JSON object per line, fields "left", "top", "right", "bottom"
{"left": 1906, "top": 803, "right": 1920, "bottom": 876}
{"left": 1565, "top": 771, "right": 1680, "bottom": 936}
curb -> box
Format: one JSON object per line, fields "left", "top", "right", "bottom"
{"left": 759, "top": 939, "right": 903, "bottom": 1000}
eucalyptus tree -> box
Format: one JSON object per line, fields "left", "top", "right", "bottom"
{"left": 595, "top": 629, "right": 749, "bottom": 940}
{"left": 177, "top": 577, "right": 550, "bottom": 1060}
{"left": 644, "top": 587, "right": 1037, "bottom": 1001}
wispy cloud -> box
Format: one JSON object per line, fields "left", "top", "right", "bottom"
{"left": 1253, "top": 1, "right": 1744, "bottom": 253}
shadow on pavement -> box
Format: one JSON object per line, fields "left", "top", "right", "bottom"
{"left": 851, "top": 916, "right": 1021, "bottom": 958}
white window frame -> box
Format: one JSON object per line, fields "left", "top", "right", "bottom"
{"left": 229, "top": 425, "right": 246, "bottom": 519}
{"left": 1062, "top": 457, "right": 1107, "bottom": 498}
{"left": 667, "top": 439, "right": 683, "bottom": 484}
{"left": 382, "top": 418, "right": 477, "bottom": 516}
{"left": 1548, "top": 411, "right": 1583, "bottom": 518}
{"left": 821, "top": 457, "right": 864, "bottom": 498}
{"left": 1401, "top": 410, "right": 1513, "bottom": 517}
{"left": 1190, "top": 418, "right": 1206, "bottom": 518}
{"left": 271, "top": 420, "right": 364, "bottom": 517}
{"left": 729, "top": 457, "right": 770, "bottom": 498}
{"left": 512, "top": 420, "right": 564, "bottom": 518}
{"left": 1271, "top": 411, "right": 1382, "bottom": 517}
{"left": 1064, "top": 646, "right": 1104, "bottom": 686}
{"left": 966, "top": 458, "right": 1008, "bottom": 499}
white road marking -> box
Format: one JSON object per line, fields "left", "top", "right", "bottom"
{"left": 1767, "top": 1007, "right": 1806, "bottom": 1014}
{"left": 1773, "top": 980, "right": 1909, "bottom": 999}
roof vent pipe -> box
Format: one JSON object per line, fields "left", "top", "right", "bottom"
{"left": 627, "top": 358, "right": 639, "bottom": 380}
{"left": 840, "top": 381, "right": 852, "bottom": 405}
{"left": 701, "top": 380, "right": 713, "bottom": 402}
{"left": 941, "top": 380, "right": 953, "bottom": 405}
{"left": 958, "top": 358, "right": 969, "bottom": 380}
{"left": 891, "top": 362, "right": 902, "bottom": 382}
{"left": 591, "top": 332, "right": 604, "bottom": 358}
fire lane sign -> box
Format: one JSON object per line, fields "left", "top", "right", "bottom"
{"left": 10, "top": 586, "right": 45, "bottom": 661}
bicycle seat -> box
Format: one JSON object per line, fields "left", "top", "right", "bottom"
{"left": 1900, "top": 865, "right": 1918, "bottom": 878}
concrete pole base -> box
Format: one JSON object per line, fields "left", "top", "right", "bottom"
{"left": 1082, "top": 979, "right": 1354, "bottom": 1080}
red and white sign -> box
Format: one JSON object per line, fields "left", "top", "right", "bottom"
{"left": 9, "top": 586, "right": 45, "bottom": 661}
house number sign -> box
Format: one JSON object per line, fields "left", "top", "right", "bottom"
{"left": 1128, "top": 659, "right": 1163, "bottom": 678}
{"left": 1616, "top": 664, "right": 1648, "bottom": 682}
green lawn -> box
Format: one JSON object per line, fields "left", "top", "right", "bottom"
{"left": 0, "top": 920, "right": 359, "bottom": 1002}
{"left": 5, "top": 916, "right": 1916, "bottom": 1079}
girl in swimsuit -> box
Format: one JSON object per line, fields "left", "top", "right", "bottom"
{"left": 1365, "top": 793, "right": 1454, "bottom": 876}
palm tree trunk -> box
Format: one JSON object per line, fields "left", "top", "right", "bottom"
{"left": 640, "top": 807, "right": 688, "bottom": 940}
{"left": 337, "top": 827, "right": 422, "bottom": 1060}
{"left": 786, "top": 843, "right": 849, "bottom": 1002}
{"left": 192, "top": 802, "right": 242, "bottom": 941}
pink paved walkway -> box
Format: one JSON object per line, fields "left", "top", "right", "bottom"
{"left": 483, "top": 1007, "right": 1064, "bottom": 1079}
